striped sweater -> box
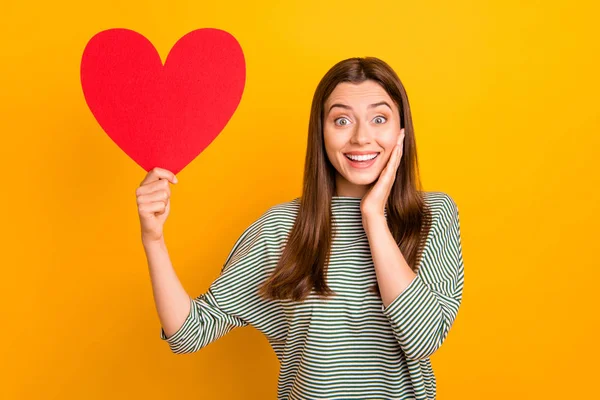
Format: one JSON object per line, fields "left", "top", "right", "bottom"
{"left": 160, "top": 191, "right": 465, "bottom": 399}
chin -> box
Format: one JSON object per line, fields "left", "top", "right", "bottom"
{"left": 343, "top": 173, "right": 378, "bottom": 186}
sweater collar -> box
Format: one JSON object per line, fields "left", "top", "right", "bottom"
{"left": 330, "top": 196, "right": 388, "bottom": 219}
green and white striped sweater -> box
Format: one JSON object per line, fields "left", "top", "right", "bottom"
{"left": 160, "top": 191, "right": 464, "bottom": 400}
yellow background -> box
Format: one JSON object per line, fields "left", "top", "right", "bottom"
{"left": 2, "top": 0, "right": 598, "bottom": 399}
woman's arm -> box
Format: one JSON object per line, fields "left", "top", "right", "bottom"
{"left": 362, "top": 215, "right": 418, "bottom": 308}
{"left": 143, "top": 237, "right": 193, "bottom": 339}
{"left": 365, "top": 193, "right": 465, "bottom": 361}
{"left": 151, "top": 212, "right": 275, "bottom": 354}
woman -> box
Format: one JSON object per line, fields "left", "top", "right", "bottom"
{"left": 137, "top": 57, "right": 464, "bottom": 400}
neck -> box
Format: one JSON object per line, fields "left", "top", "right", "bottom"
{"left": 334, "top": 175, "right": 374, "bottom": 198}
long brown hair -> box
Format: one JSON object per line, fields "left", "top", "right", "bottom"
{"left": 258, "top": 57, "right": 432, "bottom": 302}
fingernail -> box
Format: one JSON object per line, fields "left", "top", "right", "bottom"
{"left": 174, "top": 176, "right": 179, "bottom": 183}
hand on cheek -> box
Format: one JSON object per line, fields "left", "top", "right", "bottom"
{"left": 361, "top": 128, "right": 405, "bottom": 217}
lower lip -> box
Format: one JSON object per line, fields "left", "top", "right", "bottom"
{"left": 345, "top": 154, "right": 379, "bottom": 169}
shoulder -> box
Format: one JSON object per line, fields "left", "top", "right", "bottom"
{"left": 422, "top": 191, "right": 459, "bottom": 232}
{"left": 238, "top": 197, "right": 301, "bottom": 239}
{"left": 221, "top": 198, "right": 300, "bottom": 272}
{"left": 422, "top": 190, "right": 458, "bottom": 211}
{"left": 262, "top": 197, "right": 301, "bottom": 223}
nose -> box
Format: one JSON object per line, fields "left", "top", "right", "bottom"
{"left": 350, "top": 120, "right": 372, "bottom": 145}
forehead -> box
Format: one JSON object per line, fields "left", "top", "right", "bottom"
{"left": 325, "top": 80, "right": 393, "bottom": 108}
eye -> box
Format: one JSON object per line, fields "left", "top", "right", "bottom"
{"left": 373, "top": 116, "right": 387, "bottom": 124}
{"left": 334, "top": 117, "right": 351, "bottom": 126}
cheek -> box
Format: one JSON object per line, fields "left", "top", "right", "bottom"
{"left": 374, "top": 136, "right": 399, "bottom": 167}
{"left": 323, "top": 138, "right": 339, "bottom": 167}
{"left": 323, "top": 133, "right": 344, "bottom": 157}
{"left": 380, "top": 132, "right": 400, "bottom": 152}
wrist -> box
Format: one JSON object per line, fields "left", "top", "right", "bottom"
{"left": 142, "top": 235, "right": 166, "bottom": 250}
{"left": 361, "top": 211, "right": 386, "bottom": 222}
{"left": 361, "top": 212, "right": 387, "bottom": 232}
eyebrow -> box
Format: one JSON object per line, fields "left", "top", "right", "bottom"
{"left": 328, "top": 101, "right": 393, "bottom": 114}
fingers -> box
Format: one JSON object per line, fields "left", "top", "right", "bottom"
{"left": 380, "top": 146, "right": 399, "bottom": 184}
{"left": 380, "top": 132, "right": 405, "bottom": 183}
{"left": 137, "top": 189, "right": 170, "bottom": 207}
{"left": 395, "top": 129, "right": 405, "bottom": 166}
{"left": 398, "top": 128, "right": 405, "bottom": 145}
{"left": 137, "top": 167, "right": 177, "bottom": 200}
{"left": 386, "top": 132, "right": 404, "bottom": 179}
{"left": 138, "top": 200, "right": 168, "bottom": 216}
{"left": 392, "top": 146, "right": 401, "bottom": 176}
{"left": 136, "top": 176, "right": 171, "bottom": 197}
{"left": 139, "top": 167, "right": 178, "bottom": 187}
{"left": 136, "top": 168, "right": 173, "bottom": 213}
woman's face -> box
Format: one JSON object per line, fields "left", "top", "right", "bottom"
{"left": 323, "top": 80, "right": 404, "bottom": 198}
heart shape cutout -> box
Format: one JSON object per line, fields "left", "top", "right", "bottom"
{"left": 81, "top": 28, "right": 246, "bottom": 175}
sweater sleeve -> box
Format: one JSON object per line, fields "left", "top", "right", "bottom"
{"left": 381, "top": 193, "right": 465, "bottom": 360}
{"left": 159, "top": 214, "right": 269, "bottom": 354}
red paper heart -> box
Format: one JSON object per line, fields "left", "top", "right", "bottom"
{"left": 80, "top": 28, "right": 246, "bottom": 175}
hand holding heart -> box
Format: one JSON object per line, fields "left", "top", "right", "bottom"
{"left": 81, "top": 29, "right": 246, "bottom": 246}
{"left": 136, "top": 167, "right": 179, "bottom": 245}
{"left": 360, "top": 129, "right": 406, "bottom": 218}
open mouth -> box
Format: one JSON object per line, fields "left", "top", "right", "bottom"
{"left": 344, "top": 153, "right": 380, "bottom": 162}
{"left": 343, "top": 152, "right": 380, "bottom": 169}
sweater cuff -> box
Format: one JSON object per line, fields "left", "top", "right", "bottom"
{"left": 381, "top": 274, "right": 429, "bottom": 317}
{"left": 159, "top": 297, "right": 198, "bottom": 345}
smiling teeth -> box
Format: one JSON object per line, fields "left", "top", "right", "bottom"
{"left": 346, "top": 153, "right": 378, "bottom": 161}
